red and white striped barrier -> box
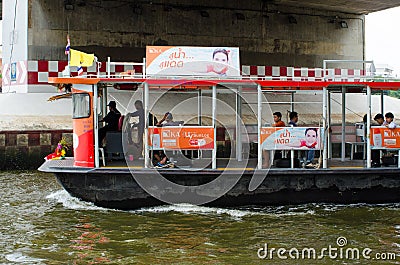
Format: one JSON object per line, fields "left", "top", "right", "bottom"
{"left": 1, "top": 60, "right": 368, "bottom": 87}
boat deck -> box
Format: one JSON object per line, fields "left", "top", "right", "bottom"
{"left": 39, "top": 156, "right": 400, "bottom": 173}
{"left": 100, "top": 158, "right": 385, "bottom": 170}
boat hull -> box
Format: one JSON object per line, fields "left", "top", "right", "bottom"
{"left": 43, "top": 163, "right": 400, "bottom": 210}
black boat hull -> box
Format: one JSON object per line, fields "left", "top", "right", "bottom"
{"left": 50, "top": 167, "right": 400, "bottom": 210}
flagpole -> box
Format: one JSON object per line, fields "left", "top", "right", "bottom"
{"left": 68, "top": 35, "right": 71, "bottom": 77}
{"left": 67, "top": 18, "right": 70, "bottom": 77}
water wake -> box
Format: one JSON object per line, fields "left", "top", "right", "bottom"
{"left": 46, "top": 190, "right": 400, "bottom": 217}
{"left": 5, "top": 251, "right": 46, "bottom": 264}
{"left": 134, "top": 204, "right": 317, "bottom": 218}
{"left": 134, "top": 203, "right": 257, "bottom": 218}
{"left": 46, "top": 190, "right": 109, "bottom": 211}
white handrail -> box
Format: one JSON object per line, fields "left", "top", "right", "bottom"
{"left": 107, "top": 57, "right": 146, "bottom": 78}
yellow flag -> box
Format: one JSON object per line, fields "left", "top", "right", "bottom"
{"left": 70, "top": 49, "right": 95, "bottom": 67}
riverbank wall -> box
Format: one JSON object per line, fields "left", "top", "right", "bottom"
{"left": 0, "top": 130, "right": 73, "bottom": 170}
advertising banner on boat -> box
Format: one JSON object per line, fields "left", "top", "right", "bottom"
{"left": 261, "top": 127, "right": 323, "bottom": 150}
{"left": 370, "top": 127, "right": 400, "bottom": 148}
{"left": 146, "top": 46, "right": 240, "bottom": 77}
{"left": 148, "top": 126, "right": 214, "bottom": 150}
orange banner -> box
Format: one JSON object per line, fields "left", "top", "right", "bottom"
{"left": 370, "top": 127, "right": 400, "bottom": 148}
{"left": 148, "top": 126, "right": 214, "bottom": 150}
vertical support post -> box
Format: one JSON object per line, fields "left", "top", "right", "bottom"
{"left": 107, "top": 57, "right": 111, "bottom": 78}
{"left": 290, "top": 91, "right": 294, "bottom": 168}
{"left": 198, "top": 89, "right": 202, "bottom": 125}
{"left": 257, "top": 85, "right": 262, "bottom": 169}
{"left": 143, "top": 58, "right": 146, "bottom": 78}
{"left": 323, "top": 87, "right": 328, "bottom": 168}
{"left": 144, "top": 82, "right": 150, "bottom": 168}
{"left": 212, "top": 85, "right": 217, "bottom": 169}
{"left": 93, "top": 84, "right": 99, "bottom": 168}
{"left": 398, "top": 150, "right": 400, "bottom": 168}
{"left": 102, "top": 86, "right": 107, "bottom": 119}
{"left": 327, "top": 90, "right": 332, "bottom": 159}
{"left": 290, "top": 92, "right": 294, "bottom": 112}
{"left": 341, "top": 86, "right": 346, "bottom": 161}
{"left": 236, "top": 86, "right": 242, "bottom": 161}
{"left": 95, "top": 57, "right": 100, "bottom": 77}
{"left": 290, "top": 151, "right": 294, "bottom": 168}
{"left": 367, "top": 85, "right": 372, "bottom": 168}
{"left": 380, "top": 90, "right": 384, "bottom": 115}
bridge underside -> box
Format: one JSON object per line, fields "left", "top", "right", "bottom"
{"left": 1, "top": 0, "right": 397, "bottom": 20}
{"left": 273, "top": 0, "right": 399, "bottom": 14}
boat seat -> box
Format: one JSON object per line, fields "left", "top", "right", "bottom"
{"left": 104, "top": 115, "right": 126, "bottom": 160}
{"left": 105, "top": 131, "right": 124, "bottom": 160}
{"left": 346, "top": 123, "right": 366, "bottom": 160}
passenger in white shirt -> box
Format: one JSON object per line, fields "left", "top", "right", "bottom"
{"left": 383, "top": 112, "right": 397, "bottom": 128}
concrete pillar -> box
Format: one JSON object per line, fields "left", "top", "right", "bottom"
{"left": 2, "top": 0, "right": 28, "bottom": 93}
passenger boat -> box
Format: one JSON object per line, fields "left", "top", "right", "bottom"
{"left": 39, "top": 47, "right": 400, "bottom": 210}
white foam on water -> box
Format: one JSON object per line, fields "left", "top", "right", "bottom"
{"left": 46, "top": 190, "right": 372, "bottom": 217}
{"left": 124, "top": 239, "right": 137, "bottom": 243}
{"left": 46, "top": 190, "right": 109, "bottom": 211}
{"left": 133, "top": 203, "right": 317, "bottom": 218}
{"left": 277, "top": 209, "right": 316, "bottom": 216}
{"left": 133, "top": 203, "right": 257, "bottom": 218}
{"left": 318, "top": 202, "right": 400, "bottom": 212}
{"left": 5, "top": 252, "right": 46, "bottom": 264}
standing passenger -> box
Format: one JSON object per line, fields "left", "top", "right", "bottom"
{"left": 263, "top": 112, "right": 286, "bottom": 168}
{"left": 126, "top": 100, "right": 158, "bottom": 156}
{"left": 99, "top": 101, "right": 121, "bottom": 147}
{"left": 371, "top": 114, "right": 383, "bottom": 167}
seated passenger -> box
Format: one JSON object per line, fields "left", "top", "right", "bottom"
{"left": 288, "top": 111, "right": 298, "bottom": 127}
{"left": 273, "top": 111, "right": 286, "bottom": 127}
{"left": 373, "top": 113, "right": 384, "bottom": 126}
{"left": 383, "top": 112, "right": 397, "bottom": 128}
{"left": 156, "top": 112, "right": 182, "bottom": 127}
{"left": 152, "top": 150, "right": 173, "bottom": 168}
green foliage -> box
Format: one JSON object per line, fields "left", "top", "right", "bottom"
{"left": 388, "top": 90, "right": 400, "bottom": 99}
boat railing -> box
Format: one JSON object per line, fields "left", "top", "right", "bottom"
{"left": 101, "top": 57, "right": 399, "bottom": 83}
{"left": 106, "top": 57, "right": 146, "bottom": 78}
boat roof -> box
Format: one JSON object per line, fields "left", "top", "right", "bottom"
{"left": 48, "top": 76, "right": 400, "bottom": 91}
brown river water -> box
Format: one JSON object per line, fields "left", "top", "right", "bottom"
{"left": 0, "top": 171, "right": 399, "bottom": 264}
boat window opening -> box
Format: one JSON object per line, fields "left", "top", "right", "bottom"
{"left": 73, "top": 93, "right": 91, "bottom": 119}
